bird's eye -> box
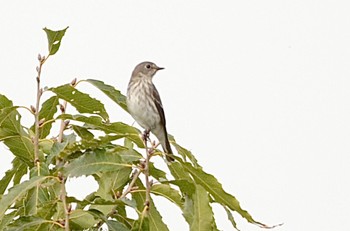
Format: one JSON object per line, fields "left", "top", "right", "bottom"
{"left": 145, "top": 64, "right": 151, "bottom": 69}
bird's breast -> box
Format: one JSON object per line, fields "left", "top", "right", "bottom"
{"left": 127, "top": 81, "right": 160, "bottom": 130}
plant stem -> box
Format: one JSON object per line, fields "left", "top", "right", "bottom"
{"left": 60, "top": 175, "right": 70, "bottom": 231}
{"left": 57, "top": 81, "right": 74, "bottom": 231}
{"left": 144, "top": 141, "right": 151, "bottom": 210}
{"left": 58, "top": 101, "right": 68, "bottom": 143}
{"left": 120, "top": 168, "right": 142, "bottom": 198}
{"left": 33, "top": 55, "right": 48, "bottom": 174}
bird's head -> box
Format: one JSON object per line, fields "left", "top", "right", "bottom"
{"left": 132, "top": 61, "right": 164, "bottom": 79}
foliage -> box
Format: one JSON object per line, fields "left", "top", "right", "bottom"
{"left": 0, "top": 27, "right": 276, "bottom": 231}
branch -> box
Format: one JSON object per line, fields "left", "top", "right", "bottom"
{"left": 55, "top": 78, "right": 78, "bottom": 231}
{"left": 120, "top": 168, "right": 142, "bottom": 199}
{"left": 143, "top": 133, "right": 152, "bottom": 211}
{"left": 59, "top": 173, "right": 70, "bottom": 231}
{"left": 57, "top": 78, "right": 76, "bottom": 143}
{"left": 33, "top": 54, "right": 49, "bottom": 175}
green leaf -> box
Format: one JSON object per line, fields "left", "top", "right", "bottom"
{"left": 0, "top": 106, "right": 19, "bottom": 127}
{"left": 70, "top": 209, "right": 98, "bottom": 229}
{"left": 0, "top": 95, "right": 34, "bottom": 165}
{"left": 107, "top": 145, "right": 143, "bottom": 163}
{"left": 32, "top": 96, "right": 59, "bottom": 138}
{"left": 168, "top": 179, "right": 196, "bottom": 196}
{"left": 23, "top": 186, "right": 40, "bottom": 215}
{"left": 132, "top": 179, "right": 169, "bottom": 231}
{"left": 0, "top": 158, "right": 20, "bottom": 194}
{"left": 59, "top": 114, "right": 143, "bottom": 147}
{"left": 0, "top": 211, "right": 16, "bottom": 230}
{"left": 72, "top": 125, "right": 94, "bottom": 140}
{"left": 0, "top": 176, "right": 49, "bottom": 221}
{"left": 170, "top": 135, "right": 199, "bottom": 167}
{"left": 43, "top": 26, "right": 68, "bottom": 55}
{"left": 179, "top": 160, "right": 264, "bottom": 227}
{"left": 190, "top": 184, "right": 214, "bottom": 231}
{"left": 0, "top": 94, "right": 13, "bottom": 108}
{"left": 88, "top": 209, "right": 130, "bottom": 231}
{"left": 183, "top": 194, "right": 194, "bottom": 226}
{"left": 151, "top": 184, "right": 182, "bottom": 207}
{"left": 168, "top": 161, "right": 192, "bottom": 181}
{"left": 223, "top": 205, "right": 240, "bottom": 231}
{"left": 149, "top": 162, "right": 168, "bottom": 181}
{"left": 13, "top": 159, "right": 28, "bottom": 185}
{"left": 51, "top": 84, "right": 109, "bottom": 121}
{"left": 132, "top": 216, "right": 149, "bottom": 231}
{"left": 65, "top": 149, "right": 132, "bottom": 177}
{"left": 47, "top": 133, "right": 76, "bottom": 164}
{"left": 85, "top": 79, "right": 128, "bottom": 112}
{"left": 95, "top": 168, "right": 132, "bottom": 201}
{"left": 6, "top": 216, "right": 58, "bottom": 231}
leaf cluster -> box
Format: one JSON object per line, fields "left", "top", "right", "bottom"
{"left": 0, "top": 28, "right": 274, "bottom": 231}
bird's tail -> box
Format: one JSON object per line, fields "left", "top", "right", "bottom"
{"left": 162, "top": 134, "right": 174, "bottom": 162}
{"left": 153, "top": 126, "right": 174, "bottom": 162}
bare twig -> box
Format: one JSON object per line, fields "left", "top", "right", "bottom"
{"left": 143, "top": 133, "right": 152, "bottom": 211}
{"left": 57, "top": 78, "right": 76, "bottom": 143}
{"left": 120, "top": 168, "right": 142, "bottom": 198}
{"left": 57, "top": 101, "right": 68, "bottom": 143}
{"left": 33, "top": 54, "right": 48, "bottom": 175}
{"left": 59, "top": 173, "right": 70, "bottom": 231}
{"left": 56, "top": 78, "right": 78, "bottom": 231}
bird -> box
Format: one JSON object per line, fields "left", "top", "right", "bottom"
{"left": 127, "top": 61, "right": 174, "bottom": 162}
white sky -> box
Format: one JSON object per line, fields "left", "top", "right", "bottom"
{"left": 1, "top": 1, "right": 350, "bottom": 230}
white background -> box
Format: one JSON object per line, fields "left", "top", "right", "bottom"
{"left": 1, "top": 1, "right": 349, "bottom": 230}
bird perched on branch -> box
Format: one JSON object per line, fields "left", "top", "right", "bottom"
{"left": 127, "top": 61, "right": 174, "bottom": 162}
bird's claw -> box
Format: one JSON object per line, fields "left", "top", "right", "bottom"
{"left": 142, "top": 130, "right": 150, "bottom": 142}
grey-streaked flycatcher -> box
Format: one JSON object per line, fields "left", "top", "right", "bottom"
{"left": 127, "top": 61, "right": 174, "bottom": 162}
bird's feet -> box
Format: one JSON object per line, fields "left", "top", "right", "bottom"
{"left": 142, "top": 129, "right": 150, "bottom": 143}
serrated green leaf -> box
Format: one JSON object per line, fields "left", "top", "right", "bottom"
{"left": 70, "top": 209, "right": 98, "bottom": 229}
{"left": 47, "top": 134, "right": 77, "bottom": 165}
{"left": 85, "top": 79, "right": 128, "bottom": 112}
{"left": 190, "top": 184, "right": 214, "bottom": 231}
{"left": 88, "top": 209, "right": 130, "bottom": 231}
{"left": 23, "top": 185, "right": 41, "bottom": 216}
{"left": 96, "top": 168, "right": 132, "bottom": 201}
{"left": 65, "top": 149, "right": 132, "bottom": 177}
{"left": 132, "top": 216, "right": 149, "bottom": 231}
{"left": 31, "top": 96, "right": 59, "bottom": 138}
{"left": 59, "top": 114, "right": 143, "bottom": 147}
{"left": 179, "top": 160, "right": 264, "bottom": 227}
{"left": 223, "top": 205, "right": 240, "bottom": 231}
{"left": 151, "top": 184, "right": 182, "bottom": 207}
{"left": 0, "top": 158, "right": 20, "bottom": 194}
{"left": 132, "top": 179, "right": 169, "bottom": 231}
{"left": 0, "top": 176, "right": 49, "bottom": 220}
{"left": 13, "top": 160, "right": 28, "bottom": 185}
{"left": 106, "top": 145, "right": 143, "bottom": 163}
{"left": 149, "top": 162, "right": 168, "bottom": 181}
{"left": 0, "top": 95, "right": 34, "bottom": 165}
{"left": 0, "top": 94, "right": 12, "bottom": 108}
{"left": 0, "top": 211, "right": 16, "bottom": 230}
{"left": 0, "top": 106, "right": 19, "bottom": 126}
{"left": 168, "top": 161, "right": 192, "bottom": 181}
{"left": 168, "top": 179, "right": 196, "bottom": 196}
{"left": 51, "top": 84, "right": 109, "bottom": 121}
{"left": 105, "top": 220, "right": 131, "bottom": 231}
{"left": 43, "top": 26, "right": 68, "bottom": 55}
{"left": 72, "top": 125, "right": 94, "bottom": 140}
{"left": 170, "top": 135, "right": 199, "bottom": 167}
{"left": 6, "top": 216, "right": 59, "bottom": 231}
{"left": 183, "top": 194, "right": 194, "bottom": 226}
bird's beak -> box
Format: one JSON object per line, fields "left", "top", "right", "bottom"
{"left": 156, "top": 66, "right": 165, "bottom": 71}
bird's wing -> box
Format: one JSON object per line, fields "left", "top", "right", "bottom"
{"left": 152, "top": 84, "right": 166, "bottom": 126}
